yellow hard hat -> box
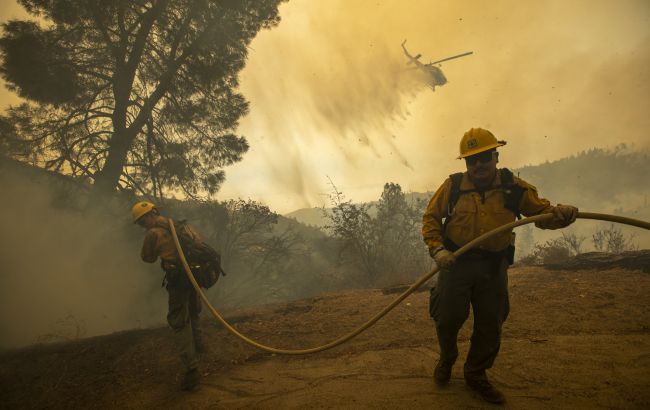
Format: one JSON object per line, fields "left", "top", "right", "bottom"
{"left": 458, "top": 128, "right": 506, "bottom": 159}
{"left": 132, "top": 201, "right": 157, "bottom": 223}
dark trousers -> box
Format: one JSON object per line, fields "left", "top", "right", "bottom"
{"left": 166, "top": 271, "right": 202, "bottom": 371}
{"left": 430, "top": 256, "right": 509, "bottom": 379}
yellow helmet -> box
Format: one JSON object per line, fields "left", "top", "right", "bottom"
{"left": 131, "top": 201, "right": 157, "bottom": 223}
{"left": 458, "top": 128, "right": 506, "bottom": 159}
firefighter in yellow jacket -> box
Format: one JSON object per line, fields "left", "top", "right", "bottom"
{"left": 422, "top": 128, "right": 578, "bottom": 404}
{"left": 132, "top": 201, "right": 203, "bottom": 391}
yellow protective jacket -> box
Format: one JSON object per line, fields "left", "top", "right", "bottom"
{"left": 140, "top": 215, "right": 201, "bottom": 267}
{"left": 422, "top": 169, "right": 563, "bottom": 253}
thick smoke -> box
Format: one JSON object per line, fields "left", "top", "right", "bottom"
{"left": 0, "top": 1, "right": 649, "bottom": 349}
{"left": 1, "top": 0, "right": 648, "bottom": 213}
{"left": 219, "top": 0, "right": 650, "bottom": 213}
{"left": 0, "top": 166, "right": 168, "bottom": 349}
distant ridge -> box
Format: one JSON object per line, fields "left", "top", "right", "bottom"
{"left": 284, "top": 146, "right": 650, "bottom": 227}
{"left": 284, "top": 192, "right": 432, "bottom": 228}
{"left": 284, "top": 207, "right": 331, "bottom": 228}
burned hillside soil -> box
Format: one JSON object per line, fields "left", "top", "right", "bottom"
{"left": 2, "top": 266, "right": 649, "bottom": 409}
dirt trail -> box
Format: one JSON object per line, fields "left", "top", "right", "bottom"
{"left": 1, "top": 266, "right": 649, "bottom": 409}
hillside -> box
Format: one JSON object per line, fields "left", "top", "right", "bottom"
{"left": 2, "top": 262, "right": 649, "bottom": 409}
{"left": 284, "top": 192, "right": 431, "bottom": 229}
{"left": 285, "top": 146, "right": 650, "bottom": 227}
{"left": 516, "top": 146, "right": 650, "bottom": 211}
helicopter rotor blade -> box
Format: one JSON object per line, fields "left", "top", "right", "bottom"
{"left": 427, "top": 51, "right": 473, "bottom": 66}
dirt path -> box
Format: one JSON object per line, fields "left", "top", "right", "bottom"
{"left": 2, "top": 266, "right": 649, "bottom": 409}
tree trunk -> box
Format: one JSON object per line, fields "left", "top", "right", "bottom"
{"left": 88, "top": 126, "right": 136, "bottom": 206}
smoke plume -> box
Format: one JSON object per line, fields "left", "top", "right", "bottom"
{"left": 0, "top": 166, "right": 168, "bottom": 349}
{"left": 218, "top": 0, "right": 650, "bottom": 212}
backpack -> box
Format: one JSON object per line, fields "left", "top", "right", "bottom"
{"left": 443, "top": 168, "right": 527, "bottom": 264}
{"left": 167, "top": 219, "right": 225, "bottom": 289}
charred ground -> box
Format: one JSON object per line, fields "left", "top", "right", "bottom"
{"left": 1, "top": 261, "right": 649, "bottom": 409}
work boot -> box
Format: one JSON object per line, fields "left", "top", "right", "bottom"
{"left": 465, "top": 377, "right": 505, "bottom": 404}
{"left": 181, "top": 368, "right": 200, "bottom": 391}
{"left": 433, "top": 361, "right": 452, "bottom": 386}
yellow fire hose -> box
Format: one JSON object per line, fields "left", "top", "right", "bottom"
{"left": 169, "top": 212, "right": 650, "bottom": 355}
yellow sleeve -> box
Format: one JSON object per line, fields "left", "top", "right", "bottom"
{"left": 140, "top": 230, "right": 159, "bottom": 263}
{"left": 515, "top": 176, "right": 565, "bottom": 230}
{"left": 422, "top": 178, "right": 452, "bottom": 250}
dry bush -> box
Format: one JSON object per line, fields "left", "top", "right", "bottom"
{"left": 592, "top": 224, "right": 638, "bottom": 253}
{"left": 519, "top": 231, "right": 587, "bottom": 265}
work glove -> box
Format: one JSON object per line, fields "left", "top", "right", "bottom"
{"left": 553, "top": 204, "right": 579, "bottom": 226}
{"left": 430, "top": 247, "right": 456, "bottom": 269}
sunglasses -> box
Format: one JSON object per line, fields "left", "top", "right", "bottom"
{"left": 465, "top": 150, "right": 496, "bottom": 166}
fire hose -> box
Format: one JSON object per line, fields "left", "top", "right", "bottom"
{"left": 169, "top": 212, "right": 649, "bottom": 355}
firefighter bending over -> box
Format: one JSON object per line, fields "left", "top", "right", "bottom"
{"left": 133, "top": 202, "right": 203, "bottom": 391}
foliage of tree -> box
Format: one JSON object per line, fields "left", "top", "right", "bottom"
{"left": 193, "top": 199, "right": 305, "bottom": 275}
{"left": 374, "top": 182, "right": 430, "bottom": 278}
{"left": 324, "top": 181, "right": 430, "bottom": 286}
{"left": 185, "top": 198, "right": 312, "bottom": 307}
{"left": 217, "top": 199, "right": 279, "bottom": 269}
{"left": 0, "top": 0, "right": 284, "bottom": 202}
{"left": 325, "top": 182, "right": 376, "bottom": 280}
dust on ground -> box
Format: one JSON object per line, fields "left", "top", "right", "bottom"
{"left": 1, "top": 265, "right": 649, "bottom": 409}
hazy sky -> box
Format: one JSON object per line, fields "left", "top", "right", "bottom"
{"left": 1, "top": 0, "right": 649, "bottom": 213}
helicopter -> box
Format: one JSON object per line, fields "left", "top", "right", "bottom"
{"left": 401, "top": 40, "right": 472, "bottom": 91}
